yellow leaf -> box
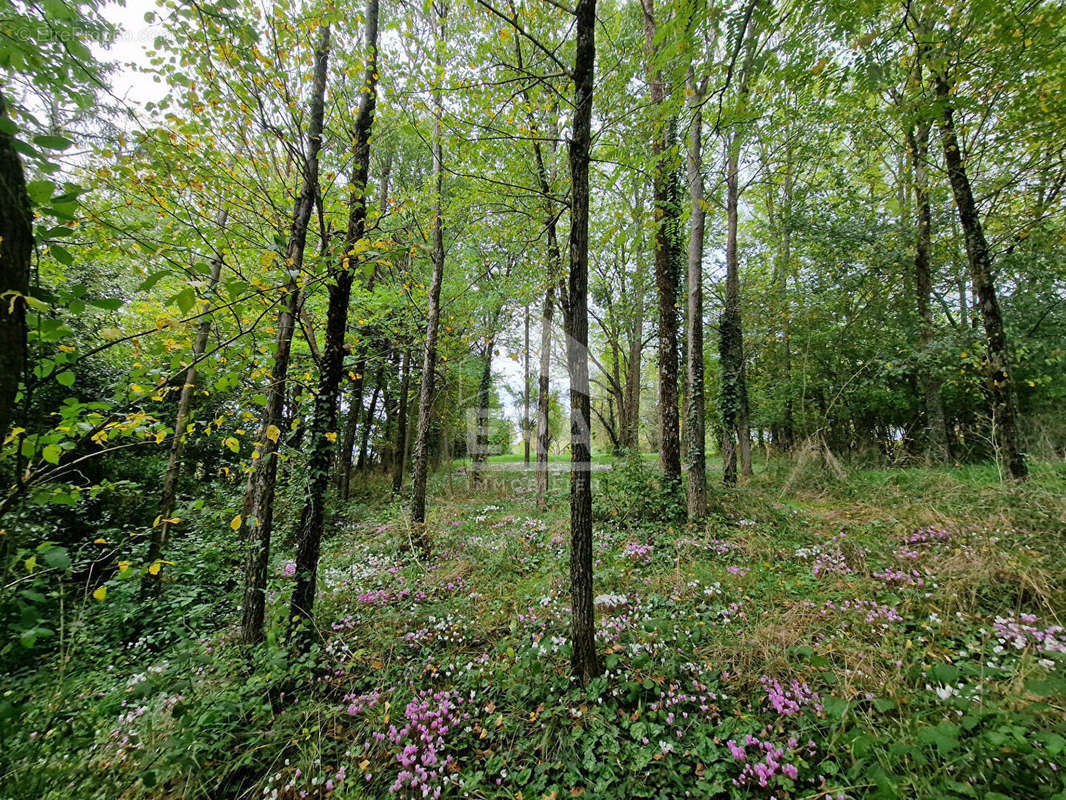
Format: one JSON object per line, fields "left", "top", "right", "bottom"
{"left": 148, "top": 562, "right": 161, "bottom": 576}
{"left": 230, "top": 514, "right": 242, "bottom": 531}
{"left": 3, "top": 426, "right": 25, "bottom": 445}
{"left": 325, "top": 432, "right": 338, "bottom": 443}
{"left": 93, "top": 586, "right": 107, "bottom": 601}
{"left": 94, "top": 537, "right": 108, "bottom": 544}
{"left": 118, "top": 561, "right": 131, "bottom": 571}
{"left": 223, "top": 436, "right": 240, "bottom": 453}
{"left": 265, "top": 424, "right": 281, "bottom": 443}
{"left": 25, "top": 555, "right": 37, "bottom": 573}
{"left": 155, "top": 430, "right": 166, "bottom": 444}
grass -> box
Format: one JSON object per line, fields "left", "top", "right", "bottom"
{"left": 2, "top": 457, "right": 1065, "bottom": 800}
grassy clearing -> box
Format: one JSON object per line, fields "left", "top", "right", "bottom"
{"left": 2, "top": 460, "right": 1065, "bottom": 800}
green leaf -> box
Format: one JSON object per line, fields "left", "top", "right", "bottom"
{"left": 930, "top": 663, "right": 959, "bottom": 685}
{"left": 34, "top": 134, "right": 74, "bottom": 150}
{"left": 50, "top": 245, "right": 74, "bottom": 266}
{"left": 42, "top": 444, "right": 62, "bottom": 464}
{"left": 56, "top": 371, "right": 75, "bottom": 387}
{"left": 173, "top": 287, "right": 196, "bottom": 314}
{"left": 88, "top": 297, "right": 123, "bottom": 311}
{"left": 42, "top": 546, "right": 71, "bottom": 570}
{"left": 27, "top": 179, "right": 56, "bottom": 204}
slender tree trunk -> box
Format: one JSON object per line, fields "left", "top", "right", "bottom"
{"left": 338, "top": 362, "right": 366, "bottom": 498}
{"left": 240, "top": 24, "right": 330, "bottom": 645}
{"left": 145, "top": 209, "right": 227, "bottom": 593}
{"left": 470, "top": 335, "right": 495, "bottom": 487}
{"left": 410, "top": 4, "right": 447, "bottom": 540}
{"left": 536, "top": 284, "right": 554, "bottom": 505}
{"left": 640, "top": 0, "right": 681, "bottom": 483}
{"left": 720, "top": 132, "right": 744, "bottom": 486}
{"left": 0, "top": 91, "right": 32, "bottom": 441}
{"left": 392, "top": 348, "right": 411, "bottom": 493}
{"left": 934, "top": 72, "right": 1026, "bottom": 481}
{"left": 906, "top": 121, "right": 949, "bottom": 463}
{"left": 288, "top": 1, "right": 379, "bottom": 640}
{"left": 565, "top": 0, "right": 601, "bottom": 685}
{"left": 685, "top": 66, "right": 707, "bottom": 519}
{"left": 622, "top": 191, "right": 645, "bottom": 451}
{"left": 523, "top": 306, "right": 531, "bottom": 463}
{"left": 357, "top": 363, "right": 384, "bottom": 471}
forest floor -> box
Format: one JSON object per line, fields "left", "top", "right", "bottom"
{"left": 5, "top": 458, "right": 1066, "bottom": 800}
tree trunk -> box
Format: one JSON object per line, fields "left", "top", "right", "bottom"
{"left": 720, "top": 131, "right": 745, "bottom": 486}
{"left": 640, "top": 0, "right": 681, "bottom": 484}
{"left": 934, "top": 72, "right": 1026, "bottom": 480}
{"left": 621, "top": 188, "right": 645, "bottom": 451}
{"left": 536, "top": 283, "right": 554, "bottom": 505}
{"left": 523, "top": 306, "right": 530, "bottom": 463}
{"left": 392, "top": 348, "right": 411, "bottom": 493}
{"left": 338, "top": 361, "right": 366, "bottom": 499}
{"left": 288, "top": 1, "right": 379, "bottom": 641}
{"left": 145, "top": 209, "right": 227, "bottom": 594}
{"left": 240, "top": 24, "right": 330, "bottom": 645}
{"left": 357, "top": 362, "right": 385, "bottom": 471}
{"left": 470, "top": 335, "right": 495, "bottom": 487}
{"left": 684, "top": 66, "right": 707, "bottom": 519}
{"left": 410, "top": 4, "right": 447, "bottom": 541}
{"left": 565, "top": 0, "right": 601, "bottom": 685}
{"left": 0, "top": 90, "right": 32, "bottom": 441}
{"left": 906, "top": 120, "right": 949, "bottom": 463}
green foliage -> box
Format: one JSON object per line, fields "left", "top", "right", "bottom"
{"left": 594, "top": 451, "right": 686, "bottom": 524}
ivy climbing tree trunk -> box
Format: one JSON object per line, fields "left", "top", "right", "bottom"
{"left": 410, "top": 2, "right": 448, "bottom": 543}
{"left": 145, "top": 208, "right": 227, "bottom": 595}
{"left": 239, "top": 24, "right": 330, "bottom": 645}
{"left": 685, "top": 65, "right": 707, "bottom": 519}
{"left": 906, "top": 120, "right": 949, "bottom": 463}
{"left": 288, "top": 0, "right": 379, "bottom": 641}
{"left": 565, "top": 0, "right": 602, "bottom": 685}
{"left": 640, "top": 0, "right": 681, "bottom": 485}
{"left": 934, "top": 72, "right": 1026, "bottom": 481}
{"left": 720, "top": 130, "right": 745, "bottom": 486}
{"left": 0, "top": 90, "right": 33, "bottom": 441}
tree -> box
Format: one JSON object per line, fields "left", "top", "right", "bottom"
{"left": 640, "top": 0, "right": 682, "bottom": 484}
{"left": 564, "top": 0, "right": 601, "bottom": 685}
{"left": 239, "top": 21, "right": 332, "bottom": 645}
{"left": 0, "top": 91, "right": 33, "bottom": 441}
{"left": 289, "top": 0, "right": 381, "bottom": 639}
{"left": 410, "top": 1, "right": 448, "bottom": 541}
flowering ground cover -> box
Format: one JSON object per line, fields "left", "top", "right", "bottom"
{"left": 2, "top": 460, "right": 1065, "bottom": 799}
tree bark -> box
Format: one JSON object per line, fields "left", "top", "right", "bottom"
{"left": 410, "top": 4, "right": 447, "bottom": 541}
{"left": 145, "top": 208, "right": 227, "bottom": 594}
{"left": 719, "top": 131, "right": 746, "bottom": 486}
{"left": 905, "top": 120, "right": 949, "bottom": 463}
{"left": 287, "top": 0, "right": 379, "bottom": 641}
{"left": 338, "top": 361, "right": 366, "bottom": 499}
{"left": 0, "top": 90, "right": 33, "bottom": 442}
{"left": 523, "top": 305, "right": 530, "bottom": 463}
{"left": 685, "top": 66, "right": 707, "bottom": 519}
{"left": 357, "top": 361, "right": 385, "bottom": 471}
{"left": 240, "top": 23, "right": 330, "bottom": 645}
{"left": 565, "top": 0, "right": 601, "bottom": 685}
{"left": 934, "top": 72, "right": 1026, "bottom": 480}
{"left": 470, "top": 335, "right": 494, "bottom": 487}
{"left": 392, "top": 348, "right": 411, "bottom": 493}
{"left": 536, "top": 283, "right": 554, "bottom": 505}
{"left": 640, "top": 0, "right": 682, "bottom": 484}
